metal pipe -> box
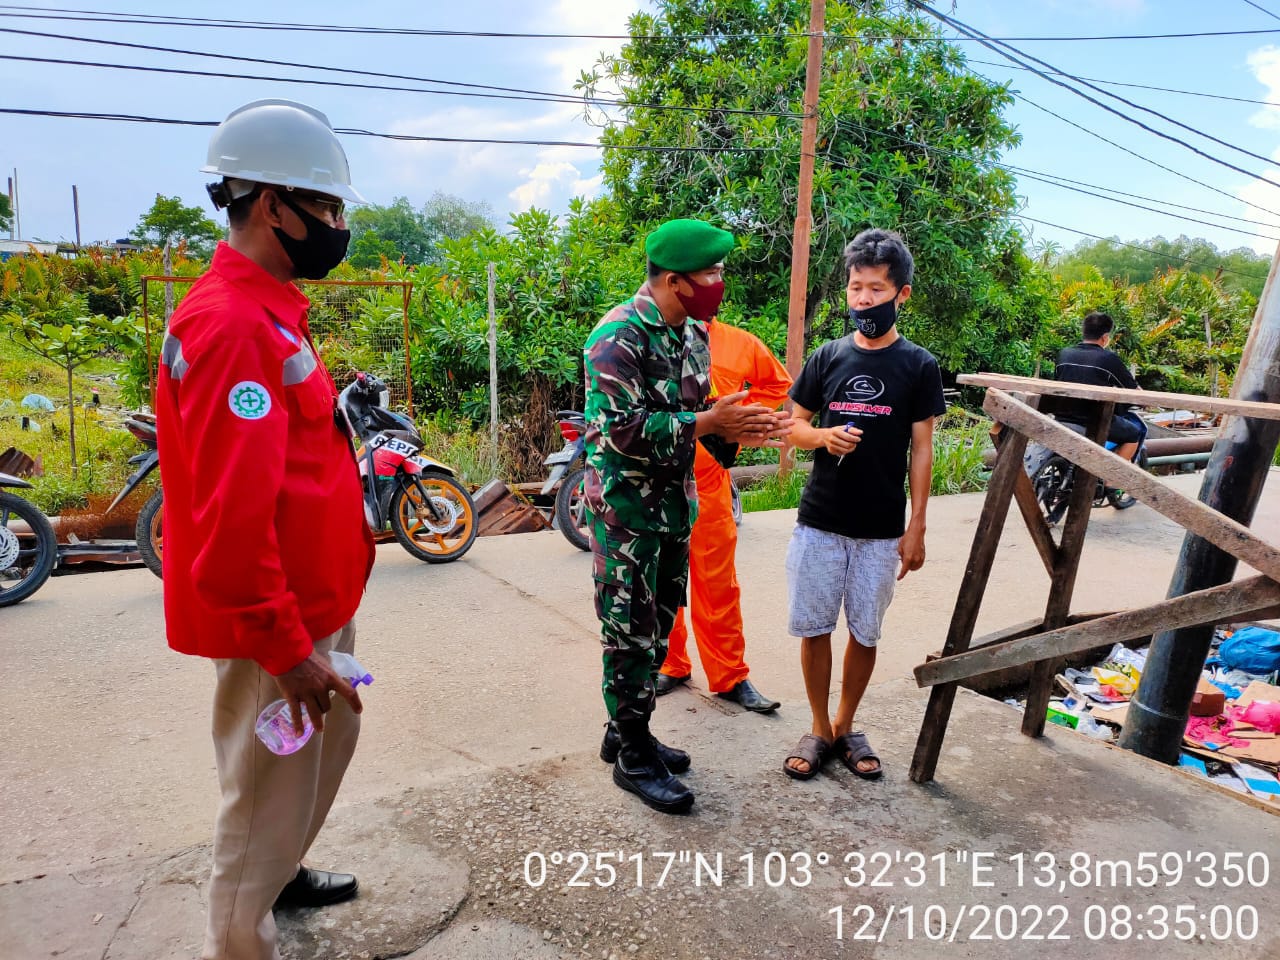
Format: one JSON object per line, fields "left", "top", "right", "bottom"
{"left": 1142, "top": 452, "right": 1213, "bottom": 467}
{"left": 1118, "top": 243, "right": 1280, "bottom": 764}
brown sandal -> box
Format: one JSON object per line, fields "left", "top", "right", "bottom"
{"left": 783, "top": 733, "right": 831, "bottom": 780}
{"left": 833, "top": 731, "right": 882, "bottom": 780}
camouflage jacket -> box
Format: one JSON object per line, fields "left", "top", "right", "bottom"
{"left": 583, "top": 283, "right": 711, "bottom": 535}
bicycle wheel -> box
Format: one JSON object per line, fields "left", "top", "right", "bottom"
{"left": 0, "top": 491, "right": 58, "bottom": 606}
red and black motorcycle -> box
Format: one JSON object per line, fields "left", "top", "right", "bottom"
{"left": 339, "top": 373, "right": 477, "bottom": 563}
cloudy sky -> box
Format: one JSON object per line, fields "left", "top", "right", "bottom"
{"left": 5, "top": 0, "right": 1280, "bottom": 258}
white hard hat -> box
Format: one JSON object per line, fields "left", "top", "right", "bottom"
{"left": 200, "top": 99, "right": 365, "bottom": 204}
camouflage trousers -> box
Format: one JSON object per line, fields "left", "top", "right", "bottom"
{"left": 591, "top": 514, "right": 691, "bottom": 722}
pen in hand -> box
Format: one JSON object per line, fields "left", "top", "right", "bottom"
{"left": 836, "top": 422, "right": 854, "bottom": 466}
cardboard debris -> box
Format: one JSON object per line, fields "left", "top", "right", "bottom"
{"left": 1191, "top": 677, "right": 1226, "bottom": 717}
{"left": 1235, "top": 680, "right": 1280, "bottom": 709}
{"left": 1090, "top": 702, "right": 1129, "bottom": 726}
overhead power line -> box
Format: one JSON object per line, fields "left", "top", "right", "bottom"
{"left": 3, "top": 5, "right": 1280, "bottom": 41}
{"left": 907, "top": 1, "right": 1280, "bottom": 191}
{"left": 0, "top": 106, "right": 783, "bottom": 153}
{"left": 0, "top": 26, "right": 803, "bottom": 118}
{"left": 1241, "top": 0, "right": 1280, "bottom": 23}
{"left": 1010, "top": 92, "right": 1280, "bottom": 220}
{"left": 0, "top": 52, "right": 801, "bottom": 117}
{"left": 968, "top": 59, "right": 1279, "bottom": 108}
{"left": 9, "top": 56, "right": 1272, "bottom": 239}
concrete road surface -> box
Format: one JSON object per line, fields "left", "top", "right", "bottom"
{"left": 2, "top": 470, "right": 1278, "bottom": 959}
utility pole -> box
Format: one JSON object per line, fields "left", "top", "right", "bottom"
{"left": 1118, "top": 242, "right": 1280, "bottom": 763}
{"left": 781, "top": 0, "right": 826, "bottom": 474}
{"left": 11, "top": 168, "right": 19, "bottom": 241}
{"left": 72, "top": 185, "right": 82, "bottom": 250}
{"left": 6, "top": 175, "right": 13, "bottom": 240}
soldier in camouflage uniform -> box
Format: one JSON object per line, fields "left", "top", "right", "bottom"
{"left": 583, "top": 219, "right": 790, "bottom": 814}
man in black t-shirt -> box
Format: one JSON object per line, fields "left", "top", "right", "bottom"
{"left": 1054, "top": 311, "right": 1143, "bottom": 463}
{"left": 781, "top": 229, "right": 946, "bottom": 783}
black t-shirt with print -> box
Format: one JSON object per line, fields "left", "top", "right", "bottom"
{"left": 789, "top": 335, "right": 946, "bottom": 540}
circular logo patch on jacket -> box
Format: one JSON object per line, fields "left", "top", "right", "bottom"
{"left": 228, "top": 381, "right": 272, "bottom": 420}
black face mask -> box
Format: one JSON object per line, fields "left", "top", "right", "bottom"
{"left": 273, "top": 193, "right": 350, "bottom": 280}
{"left": 849, "top": 295, "right": 899, "bottom": 339}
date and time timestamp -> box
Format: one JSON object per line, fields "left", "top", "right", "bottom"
{"left": 519, "top": 847, "right": 1272, "bottom": 944}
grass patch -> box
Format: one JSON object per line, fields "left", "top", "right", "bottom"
{"left": 930, "top": 409, "right": 993, "bottom": 496}
{"left": 740, "top": 466, "right": 809, "bottom": 513}
{"left": 415, "top": 414, "right": 507, "bottom": 488}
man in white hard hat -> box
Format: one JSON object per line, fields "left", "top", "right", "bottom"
{"left": 155, "top": 99, "right": 376, "bottom": 960}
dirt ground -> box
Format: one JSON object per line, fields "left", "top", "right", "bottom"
{"left": 2, "top": 469, "right": 1278, "bottom": 959}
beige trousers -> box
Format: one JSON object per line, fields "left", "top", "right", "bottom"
{"left": 201, "top": 621, "right": 360, "bottom": 960}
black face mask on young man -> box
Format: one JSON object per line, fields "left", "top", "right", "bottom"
{"left": 273, "top": 193, "right": 350, "bottom": 280}
{"left": 849, "top": 295, "right": 899, "bottom": 339}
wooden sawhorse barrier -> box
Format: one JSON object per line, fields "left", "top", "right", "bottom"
{"left": 909, "top": 373, "right": 1280, "bottom": 784}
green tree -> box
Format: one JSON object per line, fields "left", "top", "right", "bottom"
{"left": 1050, "top": 266, "right": 1254, "bottom": 395}
{"left": 129, "top": 195, "right": 223, "bottom": 258}
{"left": 1054, "top": 235, "right": 1271, "bottom": 298}
{"left": 2, "top": 298, "right": 116, "bottom": 476}
{"left": 346, "top": 193, "right": 494, "bottom": 269}
{"left": 0, "top": 193, "right": 11, "bottom": 234}
{"left": 580, "top": 0, "right": 1054, "bottom": 374}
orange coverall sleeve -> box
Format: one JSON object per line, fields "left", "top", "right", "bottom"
{"left": 744, "top": 332, "right": 792, "bottom": 409}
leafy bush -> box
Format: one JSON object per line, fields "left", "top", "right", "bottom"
{"left": 930, "top": 411, "right": 993, "bottom": 496}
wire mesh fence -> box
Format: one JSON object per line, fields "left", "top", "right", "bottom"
{"left": 141, "top": 276, "right": 415, "bottom": 415}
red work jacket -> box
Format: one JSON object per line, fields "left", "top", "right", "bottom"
{"left": 156, "top": 243, "right": 375, "bottom": 676}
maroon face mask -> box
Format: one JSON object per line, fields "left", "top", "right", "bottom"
{"left": 674, "top": 273, "right": 726, "bottom": 322}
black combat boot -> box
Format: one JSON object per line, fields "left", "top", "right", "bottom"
{"left": 599, "top": 720, "right": 691, "bottom": 773}
{"left": 611, "top": 719, "right": 694, "bottom": 814}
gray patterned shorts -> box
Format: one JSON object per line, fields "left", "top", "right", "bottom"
{"left": 784, "top": 524, "right": 899, "bottom": 645}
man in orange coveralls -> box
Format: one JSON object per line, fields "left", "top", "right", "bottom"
{"left": 654, "top": 317, "right": 792, "bottom": 712}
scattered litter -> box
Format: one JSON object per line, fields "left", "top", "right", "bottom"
{"left": 20, "top": 393, "right": 54, "bottom": 411}
{"left": 998, "top": 631, "right": 1279, "bottom": 806}
{"left": 1217, "top": 626, "right": 1280, "bottom": 676}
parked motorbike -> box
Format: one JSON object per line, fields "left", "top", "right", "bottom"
{"left": 541, "top": 410, "right": 591, "bottom": 552}
{"left": 105, "top": 412, "right": 163, "bottom": 578}
{"left": 540, "top": 409, "right": 743, "bottom": 553}
{"left": 1025, "top": 415, "right": 1147, "bottom": 525}
{"left": 340, "top": 372, "right": 477, "bottom": 563}
{"left": 0, "top": 472, "right": 58, "bottom": 606}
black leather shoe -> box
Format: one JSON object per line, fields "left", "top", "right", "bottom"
{"left": 716, "top": 679, "right": 780, "bottom": 713}
{"left": 654, "top": 673, "right": 691, "bottom": 696}
{"left": 273, "top": 866, "right": 359, "bottom": 910}
{"left": 611, "top": 719, "right": 694, "bottom": 815}
{"left": 599, "top": 721, "right": 691, "bottom": 773}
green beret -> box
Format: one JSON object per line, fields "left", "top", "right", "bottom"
{"left": 645, "top": 219, "right": 734, "bottom": 272}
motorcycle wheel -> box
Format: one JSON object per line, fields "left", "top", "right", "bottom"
{"left": 1107, "top": 488, "right": 1138, "bottom": 510}
{"left": 136, "top": 489, "right": 164, "bottom": 579}
{"left": 0, "top": 490, "right": 58, "bottom": 607}
{"left": 390, "top": 470, "right": 478, "bottom": 563}
{"left": 730, "top": 477, "right": 743, "bottom": 526}
{"left": 554, "top": 465, "right": 592, "bottom": 552}
{"left": 1032, "top": 455, "right": 1073, "bottom": 525}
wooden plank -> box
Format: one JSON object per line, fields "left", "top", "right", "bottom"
{"left": 1012, "top": 468, "right": 1059, "bottom": 575}
{"left": 909, "top": 426, "right": 1029, "bottom": 784}
{"left": 916, "top": 576, "right": 1280, "bottom": 687}
{"left": 985, "top": 389, "right": 1280, "bottom": 582}
{"left": 1022, "top": 400, "right": 1113, "bottom": 738}
{"left": 960, "top": 372, "right": 1280, "bottom": 421}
